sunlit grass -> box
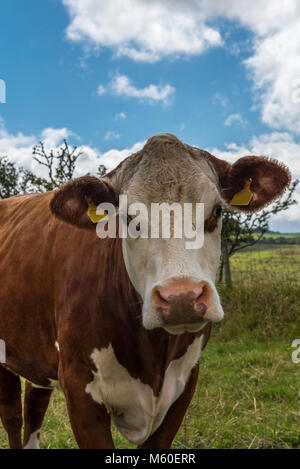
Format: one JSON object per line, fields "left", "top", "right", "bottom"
{"left": 1, "top": 340, "right": 298, "bottom": 449}
{"left": 230, "top": 245, "right": 300, "bottom": 285}
{"left": 0, "top": 244, "right": 299, "bottom": 449}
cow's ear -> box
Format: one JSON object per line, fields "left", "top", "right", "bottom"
{"left": 50, "top": 176, "right": 116, "bottom": 229}
{"left": 208, "top": 154, "right": 291, "bottom": 212}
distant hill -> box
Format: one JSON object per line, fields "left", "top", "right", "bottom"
{"left": 259, "top": 233, "right": 300, "bottom": 245}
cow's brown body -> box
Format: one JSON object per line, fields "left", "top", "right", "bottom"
{"left": 0, "top": 191, "right": 210, "bottom": 448}
{"left": 0, "top": 134, "right": 290, "bottom": 449}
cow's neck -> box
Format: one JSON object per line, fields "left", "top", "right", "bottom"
{"left": 98, "top": 236, "right": 205, "bottom": 393}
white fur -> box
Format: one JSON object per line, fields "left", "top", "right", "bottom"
{"left": 23, "top": 430, "right": 40, "bottom": 449}
{"left": 121, "top": 171, "right": 224, "bottom": 333}
{"left": 55, "top": 341, "right": 60, "bottom": 352}
{"left": 85, "top": 336, "right": 204, "bottom": 445}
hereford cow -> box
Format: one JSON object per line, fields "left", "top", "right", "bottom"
{"left": 0, "top": 134, "right": 290, "bottom": 448}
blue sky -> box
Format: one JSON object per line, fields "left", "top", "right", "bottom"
{"left": 1, "top": 0, "right": 300, "bottom": 231}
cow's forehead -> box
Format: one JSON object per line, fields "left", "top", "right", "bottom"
{"left": 107, "top": 134, "right": 220, "bottom": 208}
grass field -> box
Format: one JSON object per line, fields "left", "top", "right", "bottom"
{"left": 262, "top": 233, "right": 300, "bottom": 240}
{"left": 230, "top": 244, "right": 300, "bottom": 286}
{"left": 0, "top": 243, "right": 299, "bottom": 449}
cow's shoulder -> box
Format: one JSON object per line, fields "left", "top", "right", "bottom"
{"left": 0, "top": 191, "right": 53, "bottom": 227}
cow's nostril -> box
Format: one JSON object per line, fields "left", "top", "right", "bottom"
{"left": 194, "top": 287, "right": 204, "bottom": 302}
{"left": 153, "top": 288, "right": 169, "bottom": 307}
{"left": 158, "top": 290, "right": 169, "bottom": 303}
{"left": 194, "top": 285, "right": 210, "bottom": 312}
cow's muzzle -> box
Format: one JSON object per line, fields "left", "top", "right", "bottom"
{"left": 152, "top": 281, "right": 211, "bottom": 326}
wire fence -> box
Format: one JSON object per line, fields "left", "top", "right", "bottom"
{"left": 218, "top": 244, "right": 300, "bottom": 287}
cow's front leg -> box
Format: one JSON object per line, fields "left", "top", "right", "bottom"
{"left": 0, "top": 365, "right": 23, "bottom": 449}
{"left": 23, "top": 381, "right": 53, "bottom": 448}
{"left": 60, "top": 366, "right": 114, "bottom": 449}
{"left": 138, "top": 365, "right": 199, "bottom": 449}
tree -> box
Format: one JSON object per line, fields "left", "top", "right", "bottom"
{"left": 219, "top": 179, "right": 299, "bottom": 287}
{"left": 97, "top": 164, "right": 107, "bottom": 178}
{"left": 20, "top": 140, "right": 84, "bottom": 193}
{"left": 0, "top": 157, "right": 20, "bottom": 199}
{"left": 0, "top": 140, "right": 107, "bottom": 199}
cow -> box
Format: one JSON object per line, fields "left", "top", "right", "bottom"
{"left": 0, "top": 134, "right": 290, "bottom": 449}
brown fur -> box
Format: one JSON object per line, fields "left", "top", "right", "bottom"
{"left": 104, "top": 134, "right": 290, "bottom": 213}
{"left": 23, "top": 382, "right": 52, "bottom": 447}
{"left": 50, "top": 176, "right": 116, "bottom": 229}
{"left": 0, "top": 133, "right": 290, "bottom": 449}
{"left": 204, "top": 203, "right": 222, "bottom": 233}
{"left": 204, "top": 152, "right": 291, "bottom": 212}
{"left": 0, "top": 190, "right": 210, "bottom": 448}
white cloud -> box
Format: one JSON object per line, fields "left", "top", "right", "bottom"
{"left": 0, "top": 117, "right": 144, "bottom": 179}
{"left": 200, "top": 0, "right": 300, "bottom": 133}
{"left": 104, "top": 130, "right": 120, "bottom": 141}
{"left": 115, "top": 112, "right": 127, "bottom": 120}
{"left": 224, "top": 113, "right": 246, "bottom": 127}
{"left": 100, "top": 74, "right": 175, "bottom": 106}
{"left": 208, "top": 131, "right": 300, "bottom": 227}
{"left": 62, "top": 0, "right": 223, "bottom": 63}
{"left": 0, "top": 117, "right": 299, "bottom": 228}
{"left": 0, "top": 122, "right": 37, "bottom": 171}
{"left": 68, "top": 140, "right": 145, "bottom": 176}
{"left": 244, "top": 21, "right": 300, "bottom": 133}
{"left": 97, "top": 85, "right": 106, "bottom": 95}
{"left": 0, "top": 122, "right": 82, "bottom": 178}
{"left": 0, "top": 79, "right": 6, "bottom": 103}
{"left": 98, "top": 141, "right": 145, "bottom": 171}
{"left": 40, "top": 127, "right": 76, "bottom": 147}
{"left": 0, "top": 122, "right": 75, "bottom": 173}
{"left": 63, "top": 0, "right": 300, "bottom": 133}
{"left": 213, "top": 93, "right": 229, "bottom": 108}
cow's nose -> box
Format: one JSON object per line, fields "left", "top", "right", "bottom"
{"left": 155, "top": 284, "right": 204, "bottom": 305}
{"left": 152, "top": 281, "right": 210, "bottom": 326}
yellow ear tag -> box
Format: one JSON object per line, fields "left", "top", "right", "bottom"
{"left": 87, "top": 202, "right": 109, "bottom": 223}
{"left": 230, "top": 179, "right": 253, "bottom": 206}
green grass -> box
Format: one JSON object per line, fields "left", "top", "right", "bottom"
{"left": 1, "top": 339, "right": 298, "bottom": 449}
{"left": 262, "top": 232, "right": 300, "bottom": 238}
{"left": 0, "top": 243, "right": 300, "bottom": 449}
{"left": 230, "top": 245, "right": 300, "bottom": 285}
{"left": 174, "top": 339, "right": 300, "bottom": 449}
{"left": 262, "top": 232, "right": 300, "bottom": 240}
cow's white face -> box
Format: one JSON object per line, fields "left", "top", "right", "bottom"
{"left": 121, "top": 168, "right": 224, "bottom": 334}
{"left": 50, "top": 133, "right": 290, "bottom": 335}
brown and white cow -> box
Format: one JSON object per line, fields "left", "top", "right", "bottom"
{"left": 0, "top": 134, "right": 290, "bottom": 448}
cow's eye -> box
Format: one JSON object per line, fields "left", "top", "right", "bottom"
{"left": 215, "top": 205, "right": 222, "bottom": 216}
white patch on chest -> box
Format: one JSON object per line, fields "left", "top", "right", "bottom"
{"left": 85, "top": 335, "right": 204, "bottom": 445}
